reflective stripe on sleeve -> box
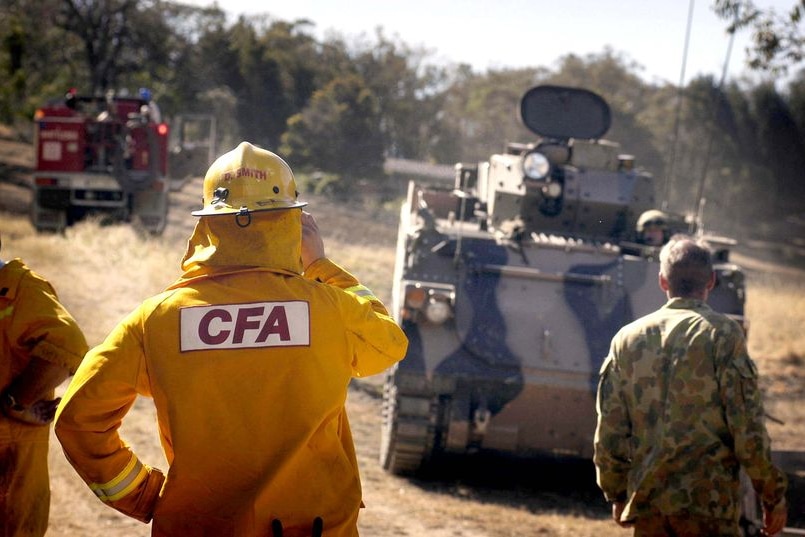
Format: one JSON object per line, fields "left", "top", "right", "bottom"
{"left": 89, "top": 455, "right": 148, "bottom": 502}
{"left": 344, "top": 285, "right": 376, "bottom": 300}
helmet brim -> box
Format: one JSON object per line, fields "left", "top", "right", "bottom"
{"left": 191, "top": 200, "right": 308, "bottom": 217}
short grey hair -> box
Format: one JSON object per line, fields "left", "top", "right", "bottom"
{"left": 659, "top": 234, "right": 713, "bottom": 297}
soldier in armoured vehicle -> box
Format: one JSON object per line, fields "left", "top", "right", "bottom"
{"left": 636, "top": 209, "right": 670, "bottom": 246}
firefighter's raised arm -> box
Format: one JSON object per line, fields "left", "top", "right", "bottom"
{"left": 301, "top": 211, "right": 325, "bottom": 271}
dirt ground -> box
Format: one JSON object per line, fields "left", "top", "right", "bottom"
{"left": 0, "top": 136, "right": 803, "bottom": 535}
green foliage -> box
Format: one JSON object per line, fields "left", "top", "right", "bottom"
{"left": 280, "top": 74, "right": 385, "bottom": 194}
{"left": 714, "top": 0, "right": 805, "bottom": 74}
{"left": 548, "top": 49, "right": 667, "bottom": 178}
{"left": 435, "top": 67, "right": 549, "bottom": 163}
{"left": 0, "top": 0, "right": 81, "bottom": 125}
{"left": 745, "top": 82, "right": 805, "bottom": 208}
{"left": 0, "top": 0, "right": 803, "bottom": 241}
{"left": 55, "top": 0, "right": 176, "bottom": 94}
{"left": 350, "top": 29, "right": 448, "bottom": 161}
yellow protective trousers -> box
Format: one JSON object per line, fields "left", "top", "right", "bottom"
{"left": 0, "top": 424, "right": 50, "bottom": 537}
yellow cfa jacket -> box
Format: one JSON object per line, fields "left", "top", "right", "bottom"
{"left": 55, "top": 211, "right": 407, "bottom": 536}
{"left": 1, "top": 258, "right": 87, "bottom": 440}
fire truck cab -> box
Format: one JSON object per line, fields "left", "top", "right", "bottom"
{"left": 31, "top": 88, "right": 171, "bottom": 234}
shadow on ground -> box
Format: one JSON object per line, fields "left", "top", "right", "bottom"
{"left": 406, "top": 451, "right": 805, "bottom": 530}
{"left": 408, "top": 452, "right": 611, "bottom": 521}
{"left": 786, "top": 473, "right": 805, "bottom": 528}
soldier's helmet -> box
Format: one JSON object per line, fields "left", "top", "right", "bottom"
{"left": 636, "top": 209, "right": 670, "bottom": 246}
{"left": 192, "top": 142, "right": 307, "bottom": 217}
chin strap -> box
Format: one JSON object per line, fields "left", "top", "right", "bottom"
{"left": 235, "top": 207, "right": 252, "bottom": 228}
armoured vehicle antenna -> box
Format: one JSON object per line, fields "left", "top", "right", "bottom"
{"left": 663, "top": 0, "right": 696, "bottom": 210}
{"left": 693, "top": 7, "right": 738, "bottom": 233}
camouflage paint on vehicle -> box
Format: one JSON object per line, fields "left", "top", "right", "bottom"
{"left": 380, "top": 85, "right": 747, "bottom": 474}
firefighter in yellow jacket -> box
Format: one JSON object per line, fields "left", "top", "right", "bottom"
{"left": 1, "top": 242, "right": 88, "bottom": 537}
{"left": 55, "top": 142, "right": 408, "bottom": 536}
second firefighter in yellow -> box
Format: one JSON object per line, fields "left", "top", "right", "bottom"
{"left": 55, "top": 142, "right": 408, "bottom": 536}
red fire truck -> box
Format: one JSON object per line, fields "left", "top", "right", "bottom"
{"left": 31, "top": 88, "right": 171, "bottom": 234}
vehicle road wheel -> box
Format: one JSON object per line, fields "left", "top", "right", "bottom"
{"left": 380, "top": 371, "right": 435, "bottom": 475}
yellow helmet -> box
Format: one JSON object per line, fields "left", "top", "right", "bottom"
{"left": 191, "top": 142, "right": 307, "bottom": 217}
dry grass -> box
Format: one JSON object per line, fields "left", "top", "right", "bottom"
{"left": 746, "top": 272, "right": 805, "bottom": 370}
{"left": 744, "top": 271, "right": 805, "bottom": 452}
{"left": 2, "top": 215, "right": 184, "bottom": 346}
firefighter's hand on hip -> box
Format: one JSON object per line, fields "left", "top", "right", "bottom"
{"left": 301, "top": 211, "right": 325, "bottom": 270}
{"left": 2, "top": 393, "right": 61, "bottom": 426}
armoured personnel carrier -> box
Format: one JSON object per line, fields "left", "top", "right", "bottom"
{"left": 380, "top": 85, "right": 746, "bottom": 475}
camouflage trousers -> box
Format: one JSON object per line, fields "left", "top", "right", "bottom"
{"left": 632, "top": 514, "right": 741, "bottom": 537}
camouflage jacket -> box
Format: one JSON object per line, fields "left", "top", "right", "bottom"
{"left": 594, "top": 297, "right": 787, "bottom": 522}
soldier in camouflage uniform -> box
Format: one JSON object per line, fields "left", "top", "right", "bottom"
{"left": 594, "top": 235, "right": 788, "bottom": 536}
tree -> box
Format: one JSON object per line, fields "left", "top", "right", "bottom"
{"left": 747, "top": 82, "right": 805, "bottom": 210}
{"left": 548, "top": 49, "right": 666, "bottom": 183}
{"left": 434, "top": 67, "right": 550, "bottom": 163}
{"left": 139, "top": 2, "right": 228, "bottom": 116}
{"left": 714, "top": 0, "right": 805, "bottom": 73}
{"left": 250, "top": 18, "right": 323, "bottom": 148}
{"left": 661, "top": 75, "right": 805, "bottom": 235}
{"left": 349, "top": 29, "right": 448, "bottom": 161}
{"left": 0, "top": 0, "right": 83, "bottom": 123}
{"left": 786, "top": 68, "right": 805, "bottom": 132}
{"left": 280, "top": 74, "right": 385, "bottom": 194}
{"left": 187, "top": 15, "right": 331, "bottom": 150}
{"left": 58, "top": 0, "right": 177, "bottom": 94}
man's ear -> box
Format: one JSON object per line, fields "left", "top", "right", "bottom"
{"left": 706, "top": 271, "right": 716, "bottom": 291}
{"left": 658, "top": 272, "right": 670, "bottom": 292}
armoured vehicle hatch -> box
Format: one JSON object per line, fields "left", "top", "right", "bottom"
{"left": 380, "top": 85, "right": 747, "bottom": 476}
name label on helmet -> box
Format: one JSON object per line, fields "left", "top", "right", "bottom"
{"left": 222, "top": 167, "right": 267, "bottom": 181}
{"left": 180, "top": 301, "right": 310, "bottom": 351}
